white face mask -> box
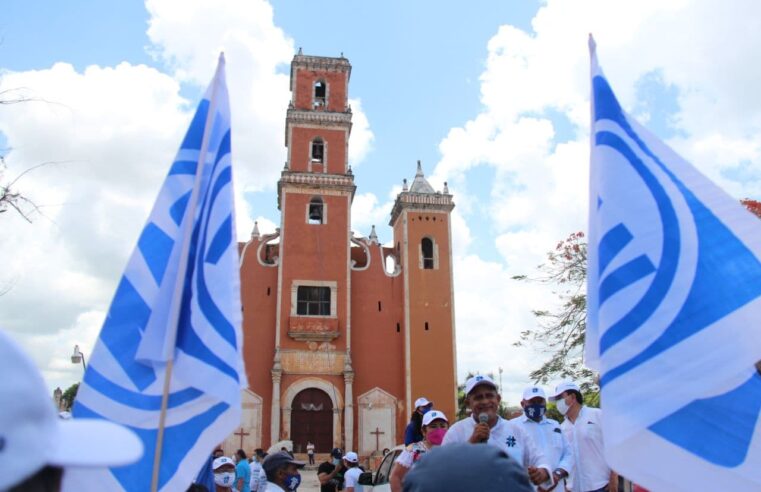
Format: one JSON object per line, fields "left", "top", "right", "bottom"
{"left": 556, "top": 397, "right": 570, "bottom": 416}
{"left": 214, "top": 471, "right": 236, "bottom": 487}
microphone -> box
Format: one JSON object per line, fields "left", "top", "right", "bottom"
{"left": 477, "top": 413, "right": 489, "bottom": 442}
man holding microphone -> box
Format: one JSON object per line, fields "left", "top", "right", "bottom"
{"left": 442, "top": 375, "right": 555, "bottom": 489}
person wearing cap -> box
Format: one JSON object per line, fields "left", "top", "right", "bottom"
{"left": 441, "top": 374, "right": 554, "bottom": 489}
{"left": 317, "top": 447, "right": 345, "bottom": 492}
{"left": 213, "top": 456, "right": 239, "bottom": 491}
{"left": 511, "top": 386, "right": 574, "bottom": 492}
{"left": 342, "top": 451, "right": 363, "bottom": 492}
{"left": 390, "top": 409, "right": 449, "bottom": 492}
{"left": 0, "top": 330, "right": 143, "bottom": 491}
{"left": 550, "top": 382, "right": 617, "bottom": 492}
{"left": 262, "top": 450, "right": 306, "bottom": 491}
{"left": 249, "top": 448, "right": 268, "bottom": 492}
{"left": 402, "top": 443, "right": 534, "bottom": 492}
{"left": 404, "top": 397, "right": 433, "bottom": 445}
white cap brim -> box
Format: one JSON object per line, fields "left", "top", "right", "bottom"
{"left": 48, "top": 419, "right": 144, "bottom": 468}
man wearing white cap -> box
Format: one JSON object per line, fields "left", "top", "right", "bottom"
{"left": 0, "top": 330, "right": 143, "bottom": 491}
{"left": 404, "top": 397, "right": 433, "bottom": 445}
{"left": 549, "top": 381, "right": 616, "bottom": 492}
{"left": 442, "top": 375, "right": 554, "bottom": 489}
{"left": 512, "top": 386, "right": 573, "bottom": 492}
{"left": 342, "top": 451, "right": 362, "bottom": 492}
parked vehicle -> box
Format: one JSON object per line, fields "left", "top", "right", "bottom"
{"left": 357, "top": 445, "right": 404, "bottom": 491}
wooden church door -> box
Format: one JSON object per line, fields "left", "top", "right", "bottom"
{"left": 291, "top": 388, "right": 333, "bottom": 453}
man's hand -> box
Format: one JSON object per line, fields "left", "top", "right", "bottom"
{"left": 527, "top": 466, "right": 550, "bottom": 486}
{"left": 468, "top": 422, "right": 490, "bottom": 443}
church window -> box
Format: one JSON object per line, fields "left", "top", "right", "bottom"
{"left": 297, "top": 286, "right": 331, "bottom": 316}
{"left": 421, "top": 237, "right": 434, "bottom": 269}
{"left": 396, "top": 322, "right": 401, "bottom": 333}
{"left": 311, "top": 138, "right": 325, "bottom": 163}
{"left": 308, "top": 196, "right": 324, "bottom": 224}
{"left": 313, "top": 80, "right": 326, "bottom": 108}
{"left": 425, "top": 321, "right": 429, "bottom": 331}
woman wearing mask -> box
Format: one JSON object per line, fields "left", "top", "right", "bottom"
{"left": 212, "top": 456, "right": 238, "bottom": 491}
{"left": 390, "top": 410, "right": 449, "bottom": 492}
{"left": 404, "top": 397, "right": 433, "bottom": 445}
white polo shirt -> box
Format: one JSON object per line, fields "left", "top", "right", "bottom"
{"left": 560, "top": 406, "right": 611, "bottom": 492}
{"left": 442, "top": 415, "right": 553, "bottom": 488}
{"left": 511, "top": 414, "right": 574, "bottom": 478}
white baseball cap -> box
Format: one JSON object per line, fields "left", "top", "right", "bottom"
{"left": 549, "top": 381, "right": 581, "bottom": 401}
{"left": 213, "top": 456, "right": 236, "bottom": 470}
{"left": 464, "top": 374, "right": 497, "bottom": 396}
{"left": 521, "top": 386, "right": 546, "bottom": 401}
{"left": 344, "top": 451, "right": 359, "bottom": 463}
{"left": 422, "top": 410, "right": 448, "bottom": 427}
{"left": 0, "top": 330, "right": 144, "bottom": 490}
{"left": 414, "top": 397, "right": 432, "bottom": 409}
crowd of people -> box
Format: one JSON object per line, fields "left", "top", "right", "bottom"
{"left": 2, "top": 326, "right": 637, "bottom": 492}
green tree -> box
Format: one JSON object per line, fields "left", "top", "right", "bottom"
{"left": 513, "top": 231, "right": 596, "bottom": 391}
{"left": 60, "top": 382, "right": 79, "bottom": 411}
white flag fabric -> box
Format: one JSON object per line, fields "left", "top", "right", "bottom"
{"left": 65, "top": 54, "right": 246, "bottom": 491}
{"left": 587, "top": 37, "right": 761, "bottom": 491}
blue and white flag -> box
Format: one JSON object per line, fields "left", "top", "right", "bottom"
{"left": 587, "top": 36, "right": 761, "bottom": 491}
{"left": 65, "top": 54, "right": 246, "bottom": 491}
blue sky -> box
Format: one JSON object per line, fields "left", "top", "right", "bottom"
{"left": 2, "top": 0, "right": 760, "bottom": 406}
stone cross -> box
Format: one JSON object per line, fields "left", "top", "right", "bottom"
{"left": 370, "top": 427, "right": 385, "bottom": 452}
{"left": 234, "top": 427, "right": 250, "bottom": 450}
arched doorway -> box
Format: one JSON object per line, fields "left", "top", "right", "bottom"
{"left": 290, "top": 388, "right": 333, "bottom": 453}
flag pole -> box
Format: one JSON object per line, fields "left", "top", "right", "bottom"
{"left": 150, "top": 53, "right": 226, "bottom": 492}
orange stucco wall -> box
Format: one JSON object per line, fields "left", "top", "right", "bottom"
{"left": 350, "top": 245, "right": 407, "bottom": 444}
{"left": 288, "top": 127, "right": 347, "bottom": 174}
{"left": 293, "top": 68, "right": 348, "bottom": 112}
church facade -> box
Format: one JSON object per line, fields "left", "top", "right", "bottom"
{"left": 230, "top": 53, "right": 457, "bottom": 457}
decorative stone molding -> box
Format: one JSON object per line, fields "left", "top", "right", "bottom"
{"left": 350, "top": 235, "right": 371, "bottom": 271}
{"left": 287, "top": 316, "right": 340, "bottom": 341}
{"left": 389, "top": 193, "right": 454, "bottom": 226}
{"left": 278, "top": 172, "right": 356, "bottom": 210}
{"left": 280, "top": 349, "right": 345, "bottom": 374}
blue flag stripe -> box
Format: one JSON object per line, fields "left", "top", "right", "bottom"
{"left": 170, "top": 191, "right": 192, "bottom": 226}
{"left": 205, "top": 214, "right": 233, "bottom": 265}
{"left": 598, "top": 223, "right": 633, "bottom": 275}
{"left": 138, "top": 223, "right": 175, "bottom": 285}
{"left": 599, "top": 254, "right": 656, "bottom": 305}
{"left": 649, "top": 373, "right": 761, "bottom": 466}
{"left": 84, "top": 366, "right": 202, "bottom": 410}
{"left": 100, "top": 277, "right": 157, "bottom": 390}
{"left": 180, "top": 100, "right": 210, "bottom": 151}
{"left": 595, "top": 130, "right": 681, "bottom": 355}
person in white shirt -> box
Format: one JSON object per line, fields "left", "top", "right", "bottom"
{"left": 511, "top": 386, "right": 574, "bottom": 492}
{"left": 390, "top": 410, "right": 449, "bottom": 492}
{"left": 249, "top": 449, "right": 268, "bottom": 492}
{"left": 441, "top": 375, "right": 554, "bottom": 489}
{"left": 549, "top": 381, "right": 617, "bottom": 492}
{"left": 342, "top": 451, "right": 363, "bottom": 492}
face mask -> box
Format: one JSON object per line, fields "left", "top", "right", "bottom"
{"left": 332, "top": 458, "right": 341, "bottom": 465}
{"left": 556, "top": 398, "right": 570, "bottom": 416}
{"left": 285, "top": 473, "right": 302, "bottom": 490}
{"left": 426, "top": 427, "right": 447, "bottom": 445}
{"left": 524, "top": 403, "right": 546, "bottom": 421}
{"left": 214, "top": 471, "right": 236, "bottom": 487}
{"left": 420, "top": 406, "right": 431, "bottom": 415}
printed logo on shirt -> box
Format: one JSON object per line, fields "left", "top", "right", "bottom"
{"left": 506, "top": 436, "right": 517, "bottom": 447}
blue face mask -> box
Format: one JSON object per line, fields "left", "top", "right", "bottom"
{"left": 285, "top": 472, "right": 302, "bottom": 490}
{"left": 524, "top": 403, "right": 546, "bottom": 421}
{"left": 420, "top": 406, "right": 432, "bottom": 415}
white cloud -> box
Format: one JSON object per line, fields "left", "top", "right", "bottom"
{"left": 434, "top": 0, "right": 761, "bottom": 403}
{"left": 348, "top": 98, "right": 374, "bottom": 167}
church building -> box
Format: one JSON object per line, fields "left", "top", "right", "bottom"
{"left": 230, "top": 52, "right": 457, "bottom": 458}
